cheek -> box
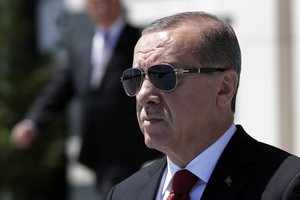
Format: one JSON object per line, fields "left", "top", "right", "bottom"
{"left": 172, "top": 83, "right": 215, "bottom": 125}
{"left": 136, "top": 105, "right": 143, "bottom": 129}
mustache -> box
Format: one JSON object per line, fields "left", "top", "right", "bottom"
{"left": 139, "top": 105, "right": 165, "bottom": 120}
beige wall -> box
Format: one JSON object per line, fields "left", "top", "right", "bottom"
{"left": 293, "top": 0, "right": 300, "bottom": 156}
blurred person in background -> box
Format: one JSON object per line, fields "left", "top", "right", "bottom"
{"left": 11, "top": 0, "right": 159, "bottom": 198}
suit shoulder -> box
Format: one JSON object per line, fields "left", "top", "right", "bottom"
{"left": 257, "top": 140, "right": 290, "bottom": 158}
{"left": 235, "top": 125, "right": 291, "bottom": 162}
{"left": 119, "top": 157, "right": 166, "bottom": 186}
{"left": 235, "top": 126, "right": 300, "bottom": 198}
{"left": 262, "top": 155, "right": 300, "bottom": 199}
{"left": 107, "top": 158, "right": 166, "bottom": 199}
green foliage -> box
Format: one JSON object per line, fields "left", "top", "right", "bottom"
{"left": 0, "top": 0, "right": 67, "bottom": 199}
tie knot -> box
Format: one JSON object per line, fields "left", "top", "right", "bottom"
{"left": 171, "top": 169, "right": 199, "bottom": 194}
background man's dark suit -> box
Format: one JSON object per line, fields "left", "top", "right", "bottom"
{"left": 106, "top": 125, "right": 300, "bottom": 200}
{"left": 25, "top": 15, "right": 159, "bottom": 191}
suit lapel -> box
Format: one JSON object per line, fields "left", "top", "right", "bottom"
{"left": 201, "top": 125, "right": 259, "bottom": 200}
{"left": 136, "top": 158, "right": 167, "bottom": 200}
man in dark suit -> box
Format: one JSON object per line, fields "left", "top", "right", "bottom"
{"left": 107, "top": 11, "right": 300, "bottom": 199}
{"left": 11, "top": 0, "right": 158, "bottom": 198}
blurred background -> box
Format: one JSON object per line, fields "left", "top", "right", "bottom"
{"left": 0, "top": 0, "right": 299, "bottom": 199}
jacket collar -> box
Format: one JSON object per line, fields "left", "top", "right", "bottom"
{"left": 135, "top": 125, "right": 259, "bottom": 200}
{"left": 200, "top": 125, "right": 259, "bottom": 200}
{"left": 136, "top": 158, "right": 167, "bottom": 200}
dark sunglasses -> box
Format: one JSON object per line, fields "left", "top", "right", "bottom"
{"left": 121, "top": 64, "right": 227, "bottom": 97}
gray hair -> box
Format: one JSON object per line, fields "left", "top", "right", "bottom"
{"left": 142, "top": 11, "right": 241, "bottom": 112}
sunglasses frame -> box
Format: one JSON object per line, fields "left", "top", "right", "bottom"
{"left": 121, "top": 64, "right": 227, "bottom": 97}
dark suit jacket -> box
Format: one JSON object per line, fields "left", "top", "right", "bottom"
{"left": 106, "top": 125, "right": 300, "bottom": 200}
{"left": 26, "top": 15, "right": 159, "bottom": 174}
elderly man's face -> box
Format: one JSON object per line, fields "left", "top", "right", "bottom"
{"left": 85, "top": 0, "right": 121, "bottom": 27}
{"left": 133, "top": 26, "right": 223, "bottom": 164}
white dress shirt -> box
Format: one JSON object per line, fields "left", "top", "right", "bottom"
{"left": 90, "top": 15, "right": 126, "bottom": 88}
{"left": 156, "top": 123, "right": 237, "bottom": 200}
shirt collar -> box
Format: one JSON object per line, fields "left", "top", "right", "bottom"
{"left": 94, "top": 14, "right": 126, "bottom": 49}
{"left": 161, "top": 123, "right": 237, "bottom": 196}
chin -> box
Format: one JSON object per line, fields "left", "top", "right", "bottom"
{"left": 144, "top": 131, "right": 167, "bottom": 151}
{"left": 144, "top": 134, "right": 155, "bottom": 149}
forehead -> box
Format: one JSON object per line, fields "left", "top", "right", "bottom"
{"left": 133, "top": 26, "right": 198, "bottom": 68}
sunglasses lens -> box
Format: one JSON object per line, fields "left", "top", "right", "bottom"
{"left": 121, "top": 68, "right": 142, "bottom": 96}
{"left": 121, "top": 64, "right": 177, "bottom": 96}
{"left": 148, "top": 65, "right": 176, "bottom": 91}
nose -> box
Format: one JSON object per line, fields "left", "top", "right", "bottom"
{"left": 136, "top": 78, "right": 161, "bottom": 106}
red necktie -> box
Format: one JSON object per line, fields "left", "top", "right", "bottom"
{"left": 167, "top": 169, "right": 199, "bottom": 200}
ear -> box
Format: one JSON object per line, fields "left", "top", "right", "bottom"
{"left": 216, "top": 70, "right": 238, "bottom": 108}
